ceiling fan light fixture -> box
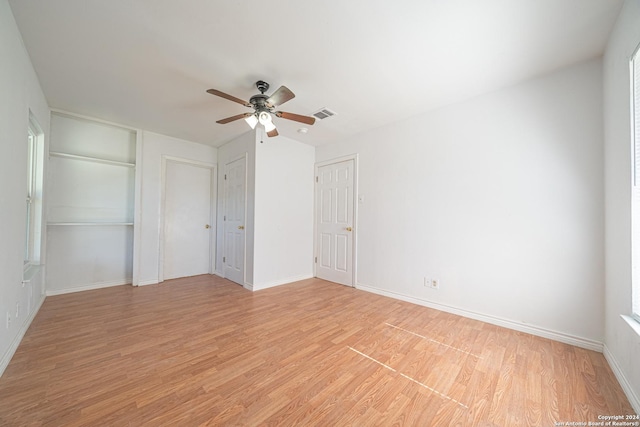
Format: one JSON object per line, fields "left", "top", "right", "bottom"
{"left": 258, "top": 111, "right": 272, "bottom": 125}
{"left": 264, "top": 120, "right": 276, "bottom": 132}
{"left": 245, "top": 114, "right": 258, "bottom": 129}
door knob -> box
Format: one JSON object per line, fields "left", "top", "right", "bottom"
{"left": 346, "top": 227, "right": 352, "bottom": 232}
{"left": 205, "top": 224, "right": 211, "bottom": 229}
{"left": 238, "top": 225, "right": 244, "bottom": 230}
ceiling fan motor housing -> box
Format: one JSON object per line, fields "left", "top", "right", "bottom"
{"left": 250, "top": 81, "right": 273, "bottom": 114}
{"left": 249, "top": 94, "right": 271, "bottom": 114}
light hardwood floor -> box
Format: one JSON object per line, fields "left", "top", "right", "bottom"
{"left": 0, "top": 275, "right": 635, "bottom": 426}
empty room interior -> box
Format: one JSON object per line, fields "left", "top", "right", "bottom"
{"left": 2, "top": 0, "right": 640, "bottom": 425}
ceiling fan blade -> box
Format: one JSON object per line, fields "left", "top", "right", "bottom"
{"left": 266, "top": 86, "right": 295, "bottom": 107}
{"left": 206, "top": 88, "right": 251, "bottom": 107}
{"left": 274, "top": 111, "right": 316, "bottom": 125}
{"left": 216, "top": 113, "right": 252, "bottom": 124}
{"left": 267, "top": 128, "right": 279, "bottom": 137}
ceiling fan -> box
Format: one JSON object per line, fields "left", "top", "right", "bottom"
{"left": 206, "top": 80, "right": 316, "bottom": 138}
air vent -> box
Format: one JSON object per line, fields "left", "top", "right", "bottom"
{"left": 312, "top": 107, "right": 337, "bottom": 120}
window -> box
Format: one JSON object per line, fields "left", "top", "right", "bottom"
{"left": 24, "top": 127, "right": 35, "bottom": 263}
{"left": 24, "top": 114, "right": 43, "bottom": 269}
{"left": 632, "top": 44, "right": 640, "bottom": 323}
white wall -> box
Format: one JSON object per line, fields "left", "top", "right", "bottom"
{"left": 317, "top": 58, "right": 605, "bottom": 349}
{"left": 603, "top": 0, "right": 640, "bottom": 413}
{"left": 0, "top": 0, "right": 50, "bottom": 375}
{"left": 136, "top": 131, "right": 217, "bottom": 285}
{"left": 216, "top": 129, "right": 315, "bottom": 290}
{"left": 253, "top": 130, "right": 315, "bottom": 290}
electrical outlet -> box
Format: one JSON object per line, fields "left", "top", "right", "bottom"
{"left": 425, "top": 278, "right": 440, "bottom": 289}
{"left": 6, "top": 312, "right": 10, "bottom": 329}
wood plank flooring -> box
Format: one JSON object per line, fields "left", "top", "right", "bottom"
{"left": 0, "top": 275, "right": 634, "bottom": 426}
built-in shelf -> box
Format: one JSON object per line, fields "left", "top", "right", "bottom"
{"left": 49, "top": 151, "right": 135, "bottom": 168}
{"left": 47, "top": 222, "right": 134, "bottom": 226}
{"left": 47, "top": 112, "right": 137, "bottom": 293}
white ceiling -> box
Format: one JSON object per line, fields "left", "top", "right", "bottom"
{"left": 9, "top": 0, "right": 623, "bottom": 147}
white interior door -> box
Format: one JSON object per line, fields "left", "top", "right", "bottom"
{"left": 163, "top": 160, "right": 213, "bottom": 280}
{"left": 223, "top": 157, "right": 246, "bottom": 285}
{"left": 316, "top": 159, "right": 355, "bottom": 286}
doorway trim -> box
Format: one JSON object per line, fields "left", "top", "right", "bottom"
{"left": 314, "top": 154, "right": 359, "bottom": 287}
{"left": 158, "top": 155, "right": 217, "bottom": 283}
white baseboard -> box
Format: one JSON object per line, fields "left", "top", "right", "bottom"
{"left": 137, "top": 279, "right": 159, "bottom": 286}
{"left": 250, "top": 274, "right": 314, "bottom": 291}
{"left": 0, "top": 295, "right": 45, "bottom": 377}
{"left": 356, "top": 283, "right": 603, "bottom": 352}
{"left": 603, "top": 345, "right": 640, "bottom": 415}
{"left": 46, "top": 279, "right": 131, "bottom": 296}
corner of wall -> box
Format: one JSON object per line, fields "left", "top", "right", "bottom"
{"left": 604, "top": 344, "right": 640, "bottom": 414}
{"left": 603, "top": 0, "right": 640, "bottom": 413}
